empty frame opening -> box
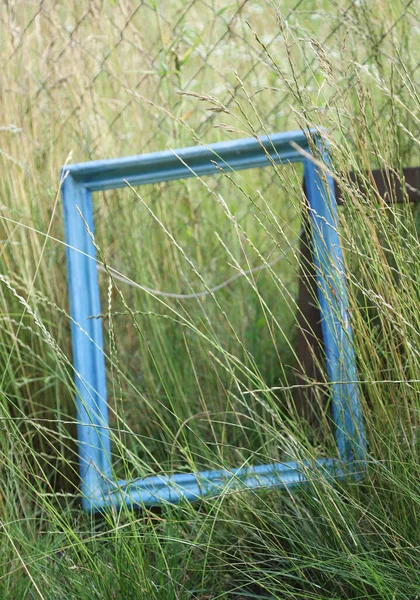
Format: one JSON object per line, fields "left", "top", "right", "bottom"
{"left": 90, "top": 162, "right": 306, "bottom": 480}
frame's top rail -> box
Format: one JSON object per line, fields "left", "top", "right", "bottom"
{"left": 61, "top": 129, "right": 316, "bottom": 192}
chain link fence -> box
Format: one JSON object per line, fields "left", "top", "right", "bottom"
{"left": 0, "top": 0, "right": 418, "bottom": 483}
{"left": 2, "top": 0, "right": 417, "bottom": 166}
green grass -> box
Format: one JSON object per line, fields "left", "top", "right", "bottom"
{"left": 0, "top": 0, "right": 419, "bottom": 597}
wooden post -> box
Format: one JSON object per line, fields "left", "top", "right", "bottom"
{"left": 294, "top": 167, "right": 420, "bottom": 429}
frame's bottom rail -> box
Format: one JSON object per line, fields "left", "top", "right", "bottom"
{"left": 84, "top": 458, "right": 359, "bottom": 512}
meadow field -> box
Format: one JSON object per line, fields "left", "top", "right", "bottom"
{"left": 0, "top": 0, "right": 419, "bottom": 597}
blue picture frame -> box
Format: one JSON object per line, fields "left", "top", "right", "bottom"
{"left": 61, "top": 129, "right": 366, "bottom": 512}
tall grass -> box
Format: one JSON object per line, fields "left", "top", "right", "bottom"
{"left": 0, "top": 0, "right": 419, "bottom": 597}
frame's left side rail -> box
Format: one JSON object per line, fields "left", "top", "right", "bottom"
{"left": 61, "top": 175, "right": 112, "bottom": 505}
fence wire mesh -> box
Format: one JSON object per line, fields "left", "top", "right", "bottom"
{"left": 0, "top": 0, "right": 418, "bottom": 486}
{"left": 2, "top": 0, "right": 418, "bottom": 166}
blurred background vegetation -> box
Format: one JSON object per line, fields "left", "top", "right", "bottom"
{"left": 0, "top": 0, "right": 419, "bottom": 597}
